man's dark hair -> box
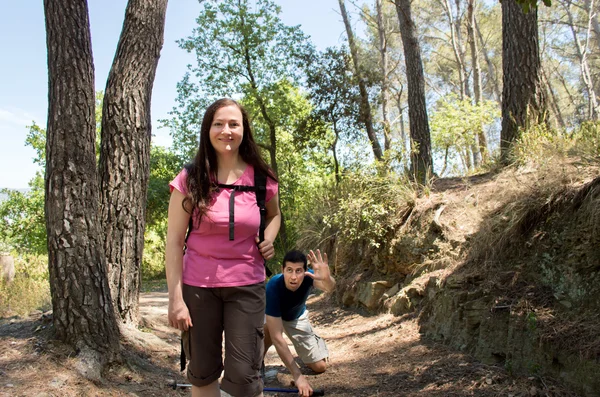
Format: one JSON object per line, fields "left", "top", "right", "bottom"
{"left": 282, "top": 250, "right": 307, "bottom": 271}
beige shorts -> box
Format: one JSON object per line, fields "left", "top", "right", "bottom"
{"left": 282, "top": 310, "right": 329, "bottom": 364}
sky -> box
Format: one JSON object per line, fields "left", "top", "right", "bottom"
{"left": 0, "top": 0, "right": 355, "bottom": 189}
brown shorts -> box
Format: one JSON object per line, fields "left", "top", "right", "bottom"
{"left": 183, "top": 282, "right": 265, "bottom": 397}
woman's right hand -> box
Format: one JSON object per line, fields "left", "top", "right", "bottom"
{"left": 168, "top": 298, "right": 193, "bottom": 331}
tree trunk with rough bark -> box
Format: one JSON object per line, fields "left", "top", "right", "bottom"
{"left": 394, "top": 0, "right": 433, "bottom": 183}
{"left": 44, "top": 0, "right": 120, "bottom": 379}
{"left": 339, "top": 0, "right": 384, "bottom": 161}
{"left": 500, "top": 0, "right": 547, "bottom": 163}
{"left": 99, "top": 0, "right": 169, "bottom": 324}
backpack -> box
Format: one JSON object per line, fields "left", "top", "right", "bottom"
{"left": 184, "top": 168, "right": 268, "bottom": 251}
{"left": 180, "top": 167, "right": 272, "bottom": 371}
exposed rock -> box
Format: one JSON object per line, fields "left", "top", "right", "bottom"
{"left": 357, "top": 281, "right": 393, "bottom": 310}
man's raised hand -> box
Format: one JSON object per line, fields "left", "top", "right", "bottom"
{"left": 306, "top": 249, "right": 330, "bottom": 281}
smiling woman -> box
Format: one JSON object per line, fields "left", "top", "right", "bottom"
{"left": 209, "top": 105, "right": 244, "bottom": 156}
{"left": 165, "top": 98, "right": 281, "bottom": 396}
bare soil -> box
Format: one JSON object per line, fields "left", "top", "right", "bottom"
{"left": 0, "top": 288, "right": 576, "bottom": 397}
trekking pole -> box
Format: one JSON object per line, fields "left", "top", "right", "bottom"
{"left": 169, "top": 381, "right": 325, "bottom": 395}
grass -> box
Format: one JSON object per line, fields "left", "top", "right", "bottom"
{"left": 0, "top": 255, "right": 51, "bottom": 317}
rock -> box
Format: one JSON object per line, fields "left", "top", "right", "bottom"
{"left": 381, "top": 284, "right": 399, "bottom": 301}
{"left": 357, "top": 281, "right": 393, "bottom": 310}
{"left": 341, "top": 289, "right": 355, "bottom": 306}
{"left": 389, "top": 293, "right": 412, "bottom": 315}
{"left": 1, "top": 254, "right": 15, "bottom": 282}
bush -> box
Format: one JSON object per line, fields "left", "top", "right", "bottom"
{"left": 296, "top": 170, "right": 416, "bottom": 275}
{"left": 142, "top": 220, "right": 167, "bottom": 280}
{"left": 572, "top": 121, "right": 600, "bottom": 161}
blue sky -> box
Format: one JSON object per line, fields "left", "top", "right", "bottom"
{"left": 0, "top": 0, "right": 354, "bottom": 189}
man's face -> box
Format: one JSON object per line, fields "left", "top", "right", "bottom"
{"left": 283, "top": 261, "right": 305, "bottom": 292}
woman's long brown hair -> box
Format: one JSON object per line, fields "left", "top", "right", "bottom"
{"left": 183, "top": 98, "right": 277, "bottom": 223}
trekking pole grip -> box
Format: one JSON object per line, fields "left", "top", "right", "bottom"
{"left": 313, "top": 390, "right": 325, "bottom": 396}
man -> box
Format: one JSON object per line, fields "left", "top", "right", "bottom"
{"left": 264, "top": 249, "right": 336, "bottom": 397}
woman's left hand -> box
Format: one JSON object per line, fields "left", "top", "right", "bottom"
{"left": 256, "top": 236, "right": 275, "bottom": 260}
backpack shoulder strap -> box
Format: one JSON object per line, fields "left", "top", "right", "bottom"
{"left": 253, "top": 169, "right": 271, "bottom": 277}
{"left": 254, "top": 169, "right": 267, "bottom": 243}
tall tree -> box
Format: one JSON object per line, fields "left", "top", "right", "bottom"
{"left": 305, "top": 47, "right": 361, "bottom": 184}
{"left": 44, "top": 0, "right": 120, "bottom": 379}
{"left": 375, "top": 0, "right": 392, "bottom": 151}
{"left": 394, "top": 0, "right": 433, "bottom": 183}
{"left": 99, "top": 0, "right": 168, "bottom": 324}
{"left": 338, "top": 0, "right": 384, "bottom": 161}
{"left": 468, "top": 0, "right": 489, "bottom": 163}
{"left": 560, "top": 0, "right": 599, "bottom": 120}
{"left": 172, "top": 0, "right": 314, "bottom": 248}
{"left": 475, "top": 17, "right": 502, "bottom": 102}
{"left": 500, "top": 0, "right": 547, "bottom": 162}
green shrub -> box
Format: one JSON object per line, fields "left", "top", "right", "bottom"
{"left": 142, "top": 220, "right": 167, "bottom": 280}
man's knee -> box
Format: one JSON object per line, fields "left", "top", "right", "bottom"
{"left": 307, "top": 359, "right": 327, "bottom": 373}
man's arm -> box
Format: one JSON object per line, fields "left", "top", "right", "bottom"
{"left": 306, "top": 250, "right": 336, "bottom": 293}
{"left": 266, "top": 315, "right": 313, "bottom": 397}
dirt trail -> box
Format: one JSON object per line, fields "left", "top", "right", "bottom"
{"left": 0, "top": 290, "right": 572, "bottom": 396}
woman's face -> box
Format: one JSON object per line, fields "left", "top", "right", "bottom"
{"left": 209, "top": 105, "right": 244, "bottom": 157}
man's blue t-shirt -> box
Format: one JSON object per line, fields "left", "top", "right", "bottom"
{"left": 265, "top": 270, "right": 314, "bottom": 321}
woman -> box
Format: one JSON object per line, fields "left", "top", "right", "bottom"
{"left": 166, "top": 98, "right": 280, "bottom": 397}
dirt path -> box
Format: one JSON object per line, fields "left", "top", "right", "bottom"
{"left": 0, "top": 290, "right": 572, "bottom": 396}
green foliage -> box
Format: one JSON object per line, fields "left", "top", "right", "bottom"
{"left": 0, "top": 175, "right": 46, "bottom": 255}
{"left": 298, "top": 169, "right": 415, "bottom": 256}
{"left": 518, "top": 0, "right": 552, "bottom": 14}
{"left": 146, "top": 145, "right": 183, "bottom": 228}
{"left": 512, "top": 124, "right": 567, "bottom": 166}
{"left": 166, "top": 0, "right": 314, "bottom": 161}
{"left": 0, "top": 254, "right": 51, "bottom": 317}
{"left": 430, "top": 94, "right": 499, "bottom": 174}
{"left": 244, "top": 81, "right": 337, "bottom": 250}
{"left": 329, "top": 172, "right": 414, "bottom": 248}
{"left": 25, "top": 122, "right": 46, "bottom": 167}
{"left": 0, "top": 122, "right": 47, "bottom": 255}
{"left": 572, "top": 121, "right": 600, "bottom": 161}
{"left": 142, "top": 219, "right": 167, "bottom": 280}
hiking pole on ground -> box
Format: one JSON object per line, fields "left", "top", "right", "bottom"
{"left": 168, "top": 381, "right": 325, "bottom": 395}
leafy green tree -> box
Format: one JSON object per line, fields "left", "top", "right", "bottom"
{"left": 0, "top": 123, "right": 46, "bottom": 255}
{"left": 304, "top": 47, "right": 362, "bottom": 183}
{"left": 430, "top": 94, "right": 499, "bottom": 175}
{"left": 146, "top": 145, "right": 183, "bottom": 229}
{"left": 167, "top": 0, "right": 315, "bottom": 247}
{"left": 243, "top": 80, "right": 335, "bottom": 252}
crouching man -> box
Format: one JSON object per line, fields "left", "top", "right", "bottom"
{"left": 264, "top": 249, "right": 336, "bottom": 397}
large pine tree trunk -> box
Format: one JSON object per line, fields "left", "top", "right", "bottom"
{"left": 99, "top": 0, "right": 169, "bottom": 324}
{"left": 44, "top": 0, "right": 120, "bottom": 378}
{"left": 339, "top": 0, "right": 384, "bottom": 161}
{"left": 501, "top": 0, "right": 547, "bottom": 162}
{"left": 394, "top": 0, "right": 433, "bottom": 183}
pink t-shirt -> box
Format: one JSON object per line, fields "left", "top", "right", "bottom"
{"left": 169, "top": 165, "right": 278, "bottom": 288}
